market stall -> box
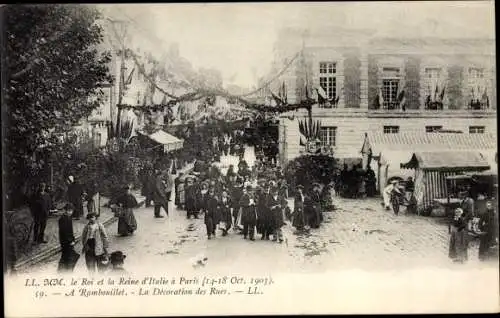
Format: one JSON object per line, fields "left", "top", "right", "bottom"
{"left": 400, "top": 151, "right": 491, "bottom": 216}
{"left": 360, "top": 132, "right": 496, "bottom": 194}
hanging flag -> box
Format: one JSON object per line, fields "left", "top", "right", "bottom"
{"left": 433, "top": 84, "right": 439, "bottom": 101}
{"left": 425, "top": 95, "right": 431, "bottom": 108}
{"left": 282, "top": 81, "right": 287, "bottom": 104}
{"left": 161, "top": 94, "right": 167, "bottom": 105}
{"left": 378, "top": 87, "right": 385, "bottom": 108}
{"left": 316, "top": 85, "right": 327, "bottom": 99}
{"left": 270, "top": 91, "right": 283, "bottom": 106}
{"left": 438, "top": 84, "right": 446, "bottom": 103}
{"left": 334, "top": 94, "right": 340, "bottom": 106}
{"left": 315, "top": 88, "right": 326, "bottom": 105}
{"left": 397, "top": 89, "right": 406, "bottom": 108}
{"left": 481, "top": 87, "right": 489, "bottom": 108}
{"left": 125, "top": 67, "right": 135, "bottom": 85}
{"left": 299, "top": 133, "right": 308, "bottom": 146}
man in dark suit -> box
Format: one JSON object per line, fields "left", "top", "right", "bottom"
{"left": 240, "top": 185, "right": 257, "bottom": 241}
{"left": 153, "top": 170, "right": 168, "bottom": 218}
{"left": 58, "top": 203, "right": 79, "bottom": 272}
{"left": 33, "top": 182, "right": 51, "bottom": 243}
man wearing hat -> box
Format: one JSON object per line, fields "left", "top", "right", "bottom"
{"left": 269, "top": 187, "right": 287, "bottom": 243}
{"left": 58, "top": 203, "right": 79, "bottom": 272}
{"left": 185, "top": 176, "right": 199, "bottom": 219}
{"left": 152, "top": 170, "right": 169, "bottom": 218}
{"left": 67, "top": 176, "right": 84, "bottom": 220}
{"left": 110, "top": 251, "right": 127, "bottom": 273}
{"left": 205, "top": 187, "right": 219, "bottom": 240}
{"left": 239, "top": 185, "right": 257, "bottom": 240}
{"left": 256, "top": 185, "right": 271, "bottom": 239}
{"left": 197, "top": 181, "right": 210, "bottom": 218}
{"left": 230, "top": 177, "right": 244, "bottom": 229}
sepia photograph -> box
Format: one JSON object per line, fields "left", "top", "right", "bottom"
{"left": 2, "top": 1, "right": 498, "bottom": 316}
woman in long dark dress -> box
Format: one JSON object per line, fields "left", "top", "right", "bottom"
{"left": 292, "top": 185, "right": 306, "bottom": 232}
{"left": 449, "top": 208, "right": 468, "bottom": 263}
{"left": 114, "top": 185, "right": 138, "bottom": 237}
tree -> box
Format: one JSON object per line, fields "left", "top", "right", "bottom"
{"left": 5, "top": 4, "right": 113, "bottom": 207}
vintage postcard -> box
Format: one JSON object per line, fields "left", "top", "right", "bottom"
{"left": 2, "top": 1, "right": 498, "bottom": 316}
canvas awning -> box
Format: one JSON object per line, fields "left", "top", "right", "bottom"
{"left": 379, "top": 150, "right": 414, "bottom": 167}
{"left": 138, "top": 130, "right": 184, "bottom": 152}
{"left": 361, "top": 132, "right": 497, "bottom": 158}
{"left": 401, "top": 151, "right": 491, "bottom": 171}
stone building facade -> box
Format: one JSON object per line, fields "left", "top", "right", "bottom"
{"left": 270, "top": 28, "right": 496, "bottom": 167}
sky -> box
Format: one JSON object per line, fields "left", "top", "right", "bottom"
{"left": 99, "top": 2, "right": 495, "bottom": 89}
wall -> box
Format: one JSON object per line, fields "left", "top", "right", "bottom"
{"left": 281, "top": 111, "right": 497, "bottom": 164}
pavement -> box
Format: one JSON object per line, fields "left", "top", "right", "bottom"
{"left": 13, "top": 161, "right": 195, "bottom": 272}
{"left": 20, "top": 147, "right": 499, "bottom": 275}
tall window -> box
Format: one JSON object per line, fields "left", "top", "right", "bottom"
{"left": 319, "top": 62, "right": 337, "bottom": 108}
{"left": 320, "top": 126, "right": 337, "bottom": 146}
{"left": 425, "top": 125, "right": 443, "bottom": 133}
{"left": 424, "top": 68, "right": 444, "bottom": 110}
{"left": 381, "top": 68, "right": 400, "bottom": 110}
{"left": 468, "top": 67, "right": 488, "bottom": 109}
{"left": 383, "top": 125, "right": 399, "bottom": 134}
{"left": 469, "top": 126, "right": 485, "bottom": 134}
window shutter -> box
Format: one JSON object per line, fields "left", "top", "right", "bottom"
{"left": 368, "top": 56, "right": 379, "bottom": 109}
{"left": 344, "top": 53, "right": 361, "bottom": 108}
{"left": 404, "top": 57, "right": 420, "bottom": 110}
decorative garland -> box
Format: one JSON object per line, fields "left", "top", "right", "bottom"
{"left": 117, "top": 90, "right": 315, "bottom": 115}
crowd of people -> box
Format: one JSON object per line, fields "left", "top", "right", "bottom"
{"left": 448, "top": 187, "right": 499, "bottom": 264}
{"left": 170, "top": 153, "right": 331, "bottom": 241}
{"left": 334, "top": 164, "right": 377, "bottom": 199}
{"left": 5, "top": 129, "right": 497, "bottom": 275}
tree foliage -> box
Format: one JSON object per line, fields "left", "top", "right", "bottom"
{"left": 5, "top": 4, "right": 112, "bottom": 206}
{"left": 284, "top": 155, "right": 338, "bottom": 195}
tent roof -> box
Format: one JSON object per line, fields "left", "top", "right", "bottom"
{"left": 148, "top": 130, "right": 182, "bottom": 144}
{"left": 400, "top": 151, "right": 491, "bottom": 171}
{"left": 138, "top": 130, "right": 184, "bottom": 152}
{"left": 361, "top": 132, "right": 496, "bottom": 157}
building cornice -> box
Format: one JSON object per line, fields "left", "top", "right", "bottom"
{"left": 280, "top": 109, "right": 497, "bottom": 119}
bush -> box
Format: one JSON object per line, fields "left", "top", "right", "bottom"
{"left": 284, "top": 154, "right": 337, "bottom": 194}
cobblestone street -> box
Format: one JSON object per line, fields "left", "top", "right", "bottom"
{"left": 26, "top": 194, "right": 497, "bottom": 275}
{"left": 24, "top": 148, "right": 498, "bottom": 275}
